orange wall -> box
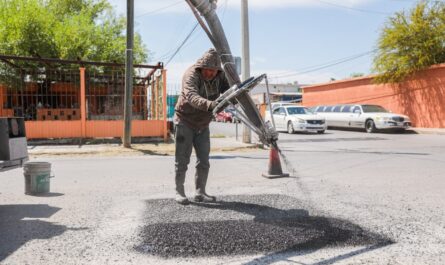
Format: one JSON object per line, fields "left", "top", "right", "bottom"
{"left": 26, "top": 120, "right": 165, "bottom": 139}
{"left": 85, "top": 120, "right": 164, "bottom": 138}
{"left": 26, "top": 121, "right": 83, "bottom": 139}
{"left": 303, "top": 64, "right": 445, "bottom": 128}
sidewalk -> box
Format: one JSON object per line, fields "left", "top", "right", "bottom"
{"left": 27, "top": 136, "right": 261, "bottom": 158}
{"left": 411, "top": 127, "right": 445, "bottom": 135}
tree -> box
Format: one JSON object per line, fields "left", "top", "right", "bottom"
{"left": 350, "top": 72, "right": 364, "bottom": 78}
{"left": 373, "top": 0, "right": 445, "bottom": 83}
{"left": 0, "top": 0, "right": 148, "bottom": 64}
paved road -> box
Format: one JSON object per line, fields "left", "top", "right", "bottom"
{"left": 0, "top": 126, "right": 444, "bottom": 264}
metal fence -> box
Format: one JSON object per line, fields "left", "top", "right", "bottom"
{"left": 0, "top": 55, "right": 164, "bottom": 122}
{"left": 0, "top": 55, "right": 169, "bottom": 140}
{"left": 0, "top": 67, "right": 81, "bottom": 121}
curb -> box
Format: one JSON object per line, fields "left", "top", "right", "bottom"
{"left": 411, "top": 128, "right": 445, "bottom": 135}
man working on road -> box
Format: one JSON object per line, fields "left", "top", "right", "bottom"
{"left": 174, "top": 48, "right": 230, "bottom": 205}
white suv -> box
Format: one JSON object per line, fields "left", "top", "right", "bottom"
{"left": 314, "top": 104, "right": 411, "bottom": 133}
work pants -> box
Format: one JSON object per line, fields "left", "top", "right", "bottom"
{"left": 175, "top": 123, "right": 210, "bottom": 195}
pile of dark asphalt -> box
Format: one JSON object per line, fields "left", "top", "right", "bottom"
{"left": 135, "top": 194, "right": 392, "bottom": 258}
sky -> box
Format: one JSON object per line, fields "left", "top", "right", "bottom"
{"left": 107, "top": 0, "right": 420, "bottom": 89}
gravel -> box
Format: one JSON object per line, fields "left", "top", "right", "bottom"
{"left": 135, "top": 194, "right": 392, "bottom": 258}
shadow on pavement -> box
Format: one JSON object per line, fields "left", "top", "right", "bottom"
{"left": 0, "top": 204, "right": 66, "bottom": 262}
{"left": 279, "top": 149, "right": 430, "bottom": 156}
{"left": 210, "top": 155, "right": 266, "bottom": 160}
{"left": 130, "top": 148, "right": 169, "bottom": 156}
{"left": 279, "top": 137, "right": 388, "bottom": 143}
{"left": 32, "top": 192, "right": 65, "bottom": 197}
{"left": 135, "top": 194, "right": 393, "bottom": 259}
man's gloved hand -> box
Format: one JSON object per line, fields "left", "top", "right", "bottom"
{"left": 209, "top": 101, "right": 218, "bottom": 111}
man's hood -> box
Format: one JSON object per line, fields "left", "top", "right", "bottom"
{"left": 195, "top": 48, "right": 223, "bottom": 71}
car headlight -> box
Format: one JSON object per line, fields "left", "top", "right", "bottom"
{"left": 376, "top": 116, "right": 390, "bottom": 121}
{"left": 297, "top": 118, "right": 306, "bottom": 123}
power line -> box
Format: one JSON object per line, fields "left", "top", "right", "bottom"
{"left": 165, "top": 23, "right": 200, "bottom": 66}
{"left": 314, "top": 0, "right": 391, "bottom": 15}
{"left": 270, "top": 49, "right": 376, "bottom": 77}
{"left": 162, "top": 0, "right": 229, "bottom": 66}
{"left": 153, "top": 18, "right": 198, "bottom": 62}
{"left": 269, "top": 49, "right": 377, "bottom": 79}
{"left": 135, "top": 0, "right": 184, "bottom": 18}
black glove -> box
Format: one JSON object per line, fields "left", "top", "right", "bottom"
{"left": 209, "top": 101, "right": 218, "bottom": 111}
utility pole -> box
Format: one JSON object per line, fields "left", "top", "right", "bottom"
{"left": 123, "top": 0, "right": 134, "bottom": 148}
{"left": 241, "top": 0, "right": 251, "bottom": 143}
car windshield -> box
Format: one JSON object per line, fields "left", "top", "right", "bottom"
{"left": 286, "top": 107, "right": 312, "bottom": 115}
{"left": 362, "top": 105, "right": 389, "bottom": 113}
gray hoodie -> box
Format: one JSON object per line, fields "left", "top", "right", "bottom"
{"left": 174, "top": 48, "right": 230, "bottom": 130}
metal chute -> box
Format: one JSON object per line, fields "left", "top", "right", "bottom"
{"left": 186, "top": 0, "right": 278, "bottom": 146}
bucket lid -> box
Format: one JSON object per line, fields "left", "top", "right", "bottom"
{"left": 24, "top": 161, "right": 51, "bottom": 169}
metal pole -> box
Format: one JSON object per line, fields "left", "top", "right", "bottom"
{"left": 123, "top": 0, "right": 134, "bottom": 148}
{"left": 241, "top": 0, "right": 251, "bottom": 143}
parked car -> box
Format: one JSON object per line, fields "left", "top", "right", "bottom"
{"left": 265, "top": 105, "right": 327, "bottom": 134}
{"left": 225, "top": 108, "right": 241, "bottom": 123}
{"left": 313, "top": 104, "right": 411, "bottom": 133}
{"left": 215, "top": 110, "right": 232, "bottom": 123}
{"left": 265, "top": 101, "right": 300, "bottom": 113}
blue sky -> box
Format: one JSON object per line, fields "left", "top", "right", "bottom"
{"left": 108, "top": 0, "right": 419, "bottom": 86}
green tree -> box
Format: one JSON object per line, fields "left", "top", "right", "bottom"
{"left": 0, "top": 0, "right": 148, "bottom": 64}
{"left": 373, "top": 0, "right": 445, "bottom": 83}
{"left": 350, "top": 72, "right": 364, "bottom": 78}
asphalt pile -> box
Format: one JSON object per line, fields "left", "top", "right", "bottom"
{"left": 135, "top": 194, "right": 392, "bottom": 258}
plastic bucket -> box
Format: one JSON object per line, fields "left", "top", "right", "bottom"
{"left": 24, "top": 162, "right": 53, "bottom": 195}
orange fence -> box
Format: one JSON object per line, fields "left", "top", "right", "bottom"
{"left": 1, "top": 58, "right": 168, "bottom": 140}
{"left": 303, "top": 64, "right": 445, "bottom": 128}
{"left": 24, "top": 68, "right": 168, "bottom": 141}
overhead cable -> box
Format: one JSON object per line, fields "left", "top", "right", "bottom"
{"left": 269, "top": 49, "right": 377, "bottom": 79}
{"left": 135, "top": 0, "right": 184, "bottom": 18}
{"left": 165, "top": 23, "right": 200, "bottom": 66}
{"left": 314, "top": 0, "right": 391, "bottom": 15}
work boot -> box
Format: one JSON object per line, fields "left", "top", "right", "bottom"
{"left": 175, "top": 191, "right": 190, "bottom": 205}
{"left": 175, "top": 172, "right": 189, "bottom": 205}
{"left": 194, "top": 167, "right": 216, "bottom": 203}
{"left": 193, "top": 193, "right": 216, "bottom": 203}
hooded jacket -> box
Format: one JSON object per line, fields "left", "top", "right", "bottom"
{"left": 174, "top": 48, "right": 230, "bottom": 130}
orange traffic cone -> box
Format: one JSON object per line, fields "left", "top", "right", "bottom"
{"left": 262, "top": 145, "right": 290, "bottom": 179}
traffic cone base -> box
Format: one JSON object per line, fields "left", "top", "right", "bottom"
{"left": 262, "top": 172, "right": 290, "bottom": 179}
{"left": 262, "top": 145, "right": 290, "bottom": 179}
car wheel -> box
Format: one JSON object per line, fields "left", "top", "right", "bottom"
{"left": 317, "top": 130, "right": 325, "bottom": 134}
{"left": 287, "top": 122, "right": 295, "bottom": 134}
{"left": 365, "top": 119, "right": 377, "bottom": 133}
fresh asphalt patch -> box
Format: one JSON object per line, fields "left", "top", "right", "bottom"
{"left": 135, "top": 194, "right": 393, "bottom": 258}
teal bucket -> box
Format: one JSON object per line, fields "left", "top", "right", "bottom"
{"left": 24, "top": 162, "right": 53, "bottom": 195}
